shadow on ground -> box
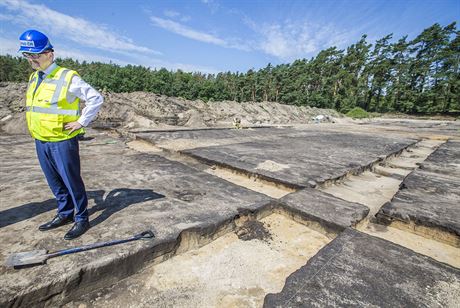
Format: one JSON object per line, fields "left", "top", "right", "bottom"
{"left": 0, "top": 188, "right": 164, "bottom": 229}
{"left": 88, "top": 189, "right": 165, "bottom": 227}
{"left": 0, "top": 199, "right": 55, "bottom": 228}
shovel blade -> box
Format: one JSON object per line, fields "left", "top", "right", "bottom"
{"left": 5, "top": 250, "right": 48, "bottom": 269}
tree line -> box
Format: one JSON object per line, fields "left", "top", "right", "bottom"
{"left": 1, "top": 22, "right": 458, "bottom": 114}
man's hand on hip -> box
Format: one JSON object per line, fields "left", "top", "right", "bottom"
{"left": 64, "top": 121, "right": 83, "bottom": 134}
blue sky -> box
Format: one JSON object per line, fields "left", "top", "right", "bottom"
{"left": 1, "top": 0, "right": 459, "bottom": 74}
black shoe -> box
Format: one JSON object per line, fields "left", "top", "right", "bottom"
{"left": 64, "top": 221, "right": 90, "bottom": 240}
{"left": 39, "top": 215, "right": 73, "bottom": 231}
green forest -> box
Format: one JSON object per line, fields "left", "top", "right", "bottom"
{"left": 1, "top": 22, "right": 459, "bottom": 114}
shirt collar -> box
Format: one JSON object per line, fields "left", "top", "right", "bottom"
{"left": 40, "top": 62, "right": 58, "bottom": 77}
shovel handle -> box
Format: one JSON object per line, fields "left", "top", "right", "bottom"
{"left": 47, "top": 230, "right": 155, "bottom": 259}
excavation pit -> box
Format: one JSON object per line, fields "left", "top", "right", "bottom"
{"left": 2, "top": 120, "right": 459, "bottom": 307}
{"left": 67, "top": 213, "right": 333, "bottom": 307}
{"left": 320, "top": 138, "right": 460, "bottom": 267}
{"left": 137, "top": 127, "right": 416, "bottom": 188}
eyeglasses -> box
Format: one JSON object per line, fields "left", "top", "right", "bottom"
{"left": 22, "top": 51, "right": 50, "bottom": 59}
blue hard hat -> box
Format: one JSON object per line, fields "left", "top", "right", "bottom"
{"left": 18, "top": 29, "right": 53, "bottom": 53}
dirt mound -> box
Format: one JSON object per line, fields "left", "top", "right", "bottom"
{"left": 235, "top": 220, "right": 273, "bottom": 242}
{"left": 0, "top": 82, "right": 343, "bottom": 134}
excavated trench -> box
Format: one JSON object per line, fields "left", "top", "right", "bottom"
{"left": 68, "top": 138, "right": 332, "bottom": 307}
{"left": 126, "top": 138, "right": 296, "bottom": 199}
{"left": 67, "top": 211, "right": 333, "bottom": 307}
{"left": 64, "top": 134, "right": 459, "bottom": 307}
{"left": 319, "top": 138, "right": 460, "bottom": 267}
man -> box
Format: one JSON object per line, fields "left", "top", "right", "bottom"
{"left": 19, "top": 29, "right": 103, "bottom": 240}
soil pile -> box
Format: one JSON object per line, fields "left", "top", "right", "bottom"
{"left": 0, "top": 82, "right": 343, "bottom": 134}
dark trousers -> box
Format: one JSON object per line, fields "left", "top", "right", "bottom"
{"left": 35, "top": 137, "right": 88, "bottom": 222}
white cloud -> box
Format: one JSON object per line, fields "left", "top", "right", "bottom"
{"left": 0, "top": 37, "right": 19, "bottom": 54}
{"left": 0, "top": 36, "right": 218, "bottom": 74}
{"left": 0, "top": 0, "right": 161, "bottom": 56}
{"left": 245, "top": 18, "right": 352, "bottom": 61}
{"left": 200, "top": 0, "right": 219, "bottom": 14}
{"left": 163, "top": 9, "right": 190, "bottom": 23}
{"left": 54, "top": 48, "right": 131, "bottom": 66}
{"left": 150, "top": 16, "right": 250, "bottom": 51}
{"left": 0, "top": 36, "right": 130, "bottom": 65}
{"left": 149, "top": 13, "right": 349, "bottom": 60}
{"left": 0, "top": 13, "right": 15, "bottom": 21}
{"left": 150, "top": 16, "right": 225, "bottom": 45}
{"left": 164, "top": 10, "right": 180, "bottom": 18}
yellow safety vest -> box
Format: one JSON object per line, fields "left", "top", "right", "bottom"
{"left": 26, "top": 65, "right": 84, "bottom": 141}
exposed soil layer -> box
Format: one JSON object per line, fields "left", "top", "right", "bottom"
{"left": 0, "top": 82, "right": 342, "bottom": 134}
{"left": 264, "top": 229, "right": 460, "bottom": 308}
{"left": 139, "top": 127, "right": 416, "bottom": 188}
{"left": 235, "top": 219, "right": 273, "bottom": 242}
{"left": 65, "top": 214, "right": 331, "bottom": 308}
{"left": 0, "top": 132, "right": 273, "bottom": 307}
{"left": 377, "top": 140, "right": 460, "bottom": 247}
{"left": 320, "top": 138, "right": 460, "bottom": 267}
{"left": 1, "top": 117, "right": 459, "bottom": 307}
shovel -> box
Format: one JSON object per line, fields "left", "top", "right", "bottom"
{"left": 5, "top": 230, "right": 154, "bottom": 269}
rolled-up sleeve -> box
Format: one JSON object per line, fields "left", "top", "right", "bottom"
{"left": 68, "top": 75, "right": 104, "bottom": 127}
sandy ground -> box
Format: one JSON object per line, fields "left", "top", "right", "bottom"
{"left": 128, "top": 125, "right": 460, "bottom": 268}
{"left": 127, "top": 139, "right": 294, "bottom": 199}
{"left": 0, "top": 82, "right": 342, "bottom": 134}
{"left": 320, "top": 138, "right": 460, "bottom": 267}
{"left": 2, "top": 118, "right": 459, "bottom": 307}
{"left": 66, "top": 213, "right": 331, "bottom": 308}
{"left": 205, "top": 166, "right": 294, "bottom": 199}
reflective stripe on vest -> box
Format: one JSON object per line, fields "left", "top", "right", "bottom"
{"left": 25, "top": 106, "right": 80, "bottom": 116}
{"left": 27, "top": 69, "right": 79, "bottom": 116}
{"left": 26, "top": 66, "right": 83, "bottom": 142}
{"left": 47, "top": 69, "right": 71, "bottom": 106}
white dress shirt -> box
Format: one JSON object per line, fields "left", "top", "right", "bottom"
{"left": 40, "top": 62, "right": 104, "bottom": 127}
